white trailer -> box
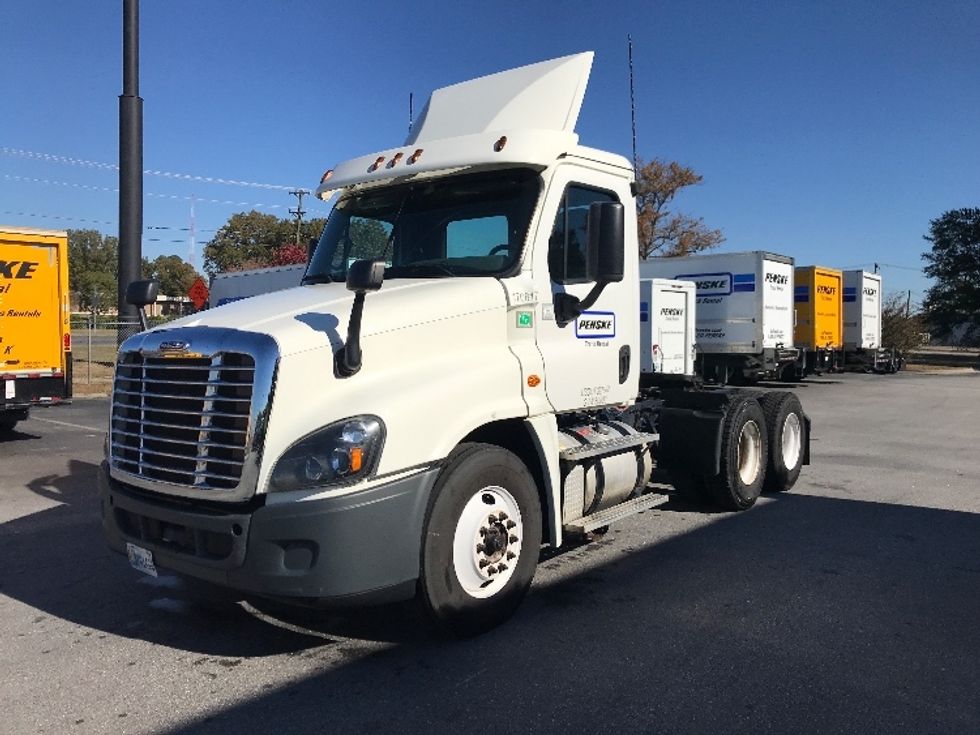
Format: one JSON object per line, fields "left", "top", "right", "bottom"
{"left": 209, "top": 263, "right": 306, "bottom": 307}
{"left": 842, "top": 270, "right": 899, "bottom": 372}
{"left": 639, "top": 251, "right": 797, "bottom": 383}
{"left": 639, "top": 278, "right": 696, "bottom": 382}
{"left": 103, "top": 53, "right": 811, "bottom": 636}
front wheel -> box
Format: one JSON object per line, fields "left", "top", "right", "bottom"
{"left": 419, "top": 443, "right": 541, "bottom": 636}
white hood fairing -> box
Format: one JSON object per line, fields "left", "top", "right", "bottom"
{"left": 129, "top": 278, "right": 528, "bottom": 499}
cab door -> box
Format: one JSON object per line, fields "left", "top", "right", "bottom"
{"left": 532, "top": 166, "right": 637, "bottom": 412}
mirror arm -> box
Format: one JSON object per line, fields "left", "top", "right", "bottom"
{"left": 555, "top": 281, "right": 609, "bottom": 326}
{"left": 335, "top": 291, "right": 367, "bottom": 377}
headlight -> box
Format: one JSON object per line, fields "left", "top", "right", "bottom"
{"left": 269, "top": 415, "right": 384, "bottom": 492}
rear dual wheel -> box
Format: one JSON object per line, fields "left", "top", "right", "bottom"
{"left": 759, "top": 392, "right": 806, "bottom": 493}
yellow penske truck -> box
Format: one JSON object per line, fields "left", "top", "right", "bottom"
{"left": 0, "top": 226, "right": 72, "bottom": 432}
{"left": 792, "top": 265, "right": 843, "bottom": 377}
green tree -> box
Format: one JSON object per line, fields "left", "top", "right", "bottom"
{"left": 203, "top": 212, "right": 328, "bottom": 276}
{"left": 142, "top": 255, "right": 201, "bottom": 296}
{"left": 67, "top": 229, "right": 119, "bottom": 311}
{"left": 635, "top": 159, "right": 724, "bottom": 259}
{"left": 922, "top": 208, "right": 980, "bottom": 344}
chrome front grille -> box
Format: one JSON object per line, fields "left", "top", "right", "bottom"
{"left": 111, "top": 351, "right": 256, "bottom": 490}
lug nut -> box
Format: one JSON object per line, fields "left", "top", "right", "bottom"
{"left": 479, "top": 527, "right": 488, "bottom": 536}
{"left": 506, "top": 551, "right": 516, "bottom": 560}
{"left": 506, "top": 520, "right": 516, "bottom": 529}
{"left": 509, "top": 534, "right": 519, "bottom": 543}
{"left": 476, "top": 543, "right": 485, "bottom": 553}
{"left": 498, "top": 563, "right": 508, "bottom": 572}
{"left": 498, "top": 512, "right": 508, "bottom": 521}
{"left": 487, "top": 514, "right": 497, "bottom": 523}
{"left": 479, "top": 559, "right": 490, "bottom": 569}
{"left": 487, "top": 565, "right": 497, "bottom": 575}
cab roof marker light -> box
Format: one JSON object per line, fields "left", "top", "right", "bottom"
{"left": 407, "top": 148, "right": 423, "bottom": 165}
{"left": 387, "top": 152, "right": 404, "bottom": 169}
{"left": 494, "top": 136, "right": 508, "bottom": 152}
{"left": 369, "top": 156, "right": 386, "bottom": 172}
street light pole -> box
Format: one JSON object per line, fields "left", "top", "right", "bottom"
{"left": 118, "top": 0, "right": 143, "bottom": 329}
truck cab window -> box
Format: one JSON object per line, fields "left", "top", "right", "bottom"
{"left": 305, "top": 169, "right": 539, "bottom": 282}
{"left": 549, "top": 185, "right": 617, "bottom": 285}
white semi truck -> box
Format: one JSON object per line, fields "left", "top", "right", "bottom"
{"left": 101, "top": 53, "right": 810, "bottom": 635}
{"left": 639, "top": 251, "right": 798, "bottom": 383}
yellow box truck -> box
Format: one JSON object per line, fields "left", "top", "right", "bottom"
{"left": 793, "top": 265, "right": 843, "bottom": 376}
{"left": 0, "top": 226, "right": 72, "bottom": 432}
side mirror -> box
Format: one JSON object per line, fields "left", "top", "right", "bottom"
{"left": 126, "top": 279, "right": 159, "bottom": 332}
{"left": 346, "top": 259, "right": 385, "bottom": 294}
{"left": 125, "top": 279, "right": 159, "bottom": 307}
{"left": 589, "top": 201, "right": 625, "bottom": 283}
{"left": 337, "top": 260, "right": 385, "bottom": 378}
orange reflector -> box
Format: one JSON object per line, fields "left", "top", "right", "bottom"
{"left": 349, "top": 447, "right": 364, "bottom": 473}
{"left": 319, "top": 169, "right": 334, "bottom": 184}
{"left": 494, "top": 136, "right": 507, "bottom": 152}
{"left": 527, "top": 375, "right": 541, "bottom": 388}
{"left": 64, "top": 333, "right": 72, "bottom": 351}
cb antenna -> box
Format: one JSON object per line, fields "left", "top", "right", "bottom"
{"left": 628, "top": 34, "right": 638, "bottom": 173}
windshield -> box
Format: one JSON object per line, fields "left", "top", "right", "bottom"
{"left": 304, "top": 168, "right": 540, "bottom": 283}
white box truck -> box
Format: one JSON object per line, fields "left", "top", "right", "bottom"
{"left": 101, "top": 53, "right": 810, "bottom": 635}
{"left": 639, "top": 278, "right": 696, "bottom": 382}
{"left": 639, "top": 251, "right": 798, "bottom": 383}
{"left": 841, "top": 270, "right": 899, "bottom": 373}
{"left": 208, "top": 263, "right": 306, "bottom": 307}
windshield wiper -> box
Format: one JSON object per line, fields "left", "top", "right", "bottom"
{"left": 302, "top": 273, "right": 343, "bottom": 284}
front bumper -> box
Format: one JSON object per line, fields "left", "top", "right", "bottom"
{"left": 99, "top": 462, "right": 439, "bottom": 605}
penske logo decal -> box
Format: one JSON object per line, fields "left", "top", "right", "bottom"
{"left": 817, "top": 284, "right": 837, "bottom": 296}
{"left": 0, "top": 261, "right": 40, "bottom": 279}
{"left": 677, "top": 272, "right": 732, "bottom": 296}
{"left": 765, "top": 272, "right": 789, "bottom": 285}
{"left": 660, "top": 307, "right": 683, "bottom": 316}
{"left": 575, "top": 311, "right": 616, "bottom": 339}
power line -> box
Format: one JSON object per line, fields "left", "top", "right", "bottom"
{"left": 1, "top": 145, "right": 300, "bottom": 191}
{"left": 1, "top": 173, "right": 288, "bottom": 209}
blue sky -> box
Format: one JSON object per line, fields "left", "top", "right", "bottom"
{"left": 2, "top": 0, "right": 978, "bottom": 303}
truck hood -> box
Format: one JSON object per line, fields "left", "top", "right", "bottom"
{"left": 152, "top": 278, "right": 508, "bottom": 357}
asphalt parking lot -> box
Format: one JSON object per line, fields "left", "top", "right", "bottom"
{"left": 2, "top": 372, "right": 979, "bottom": 734}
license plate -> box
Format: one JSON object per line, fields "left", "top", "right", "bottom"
{"left": 126, "top": 543, "right": 158, "bottom": 577}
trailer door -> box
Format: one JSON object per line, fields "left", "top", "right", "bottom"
{"left": 0, "top": 241, "right": 62, "bottom": 374}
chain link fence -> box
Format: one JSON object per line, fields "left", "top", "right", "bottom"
{"left": 70, "top": 317, "right": 144, "bottom": 394}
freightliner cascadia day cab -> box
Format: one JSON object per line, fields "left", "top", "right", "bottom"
{"left": 639, "top": 251, "right": 798, "bottom": 383}
{"left": 101, "top": 53, "right": 811, "bottom": 635}
{"left": 0, "top": 226, "right": 72, "bottom": 432}
{"left": 208, "top": 263, "right": 306, "bottom": 307}
{"left": 793, "top": 265, "right": 844, "bottom": 376}
{"left": 841, "top": 270, "right": 899, "bottom": 373}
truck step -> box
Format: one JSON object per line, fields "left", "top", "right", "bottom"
{"left": 563, "top": 492, "right": 667, "bottom": 534}
{"left": 559, "top": 432, "right": 658, "bottom": 463}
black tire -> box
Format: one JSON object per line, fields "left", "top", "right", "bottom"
{"left": 418, "top": 443, "right": 542, "bottom": 637}
{"left": 704, "top": 396, "right": 768, "bottom": 511}
{"left": 759, "top": 392, "right": 806, "bottom": 493}
{"left": 0, "top": 417, "right": 18, "bottom": 433}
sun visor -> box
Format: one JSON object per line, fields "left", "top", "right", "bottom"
{"left": 406, "top": 52, "right": 594, "bottom": 145}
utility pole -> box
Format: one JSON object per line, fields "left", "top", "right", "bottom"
{"left": 118, "top": 0, "right": 143, "bottom": 329}
{"left": 289, "top": 189, "right": 307, "bottom": 246}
